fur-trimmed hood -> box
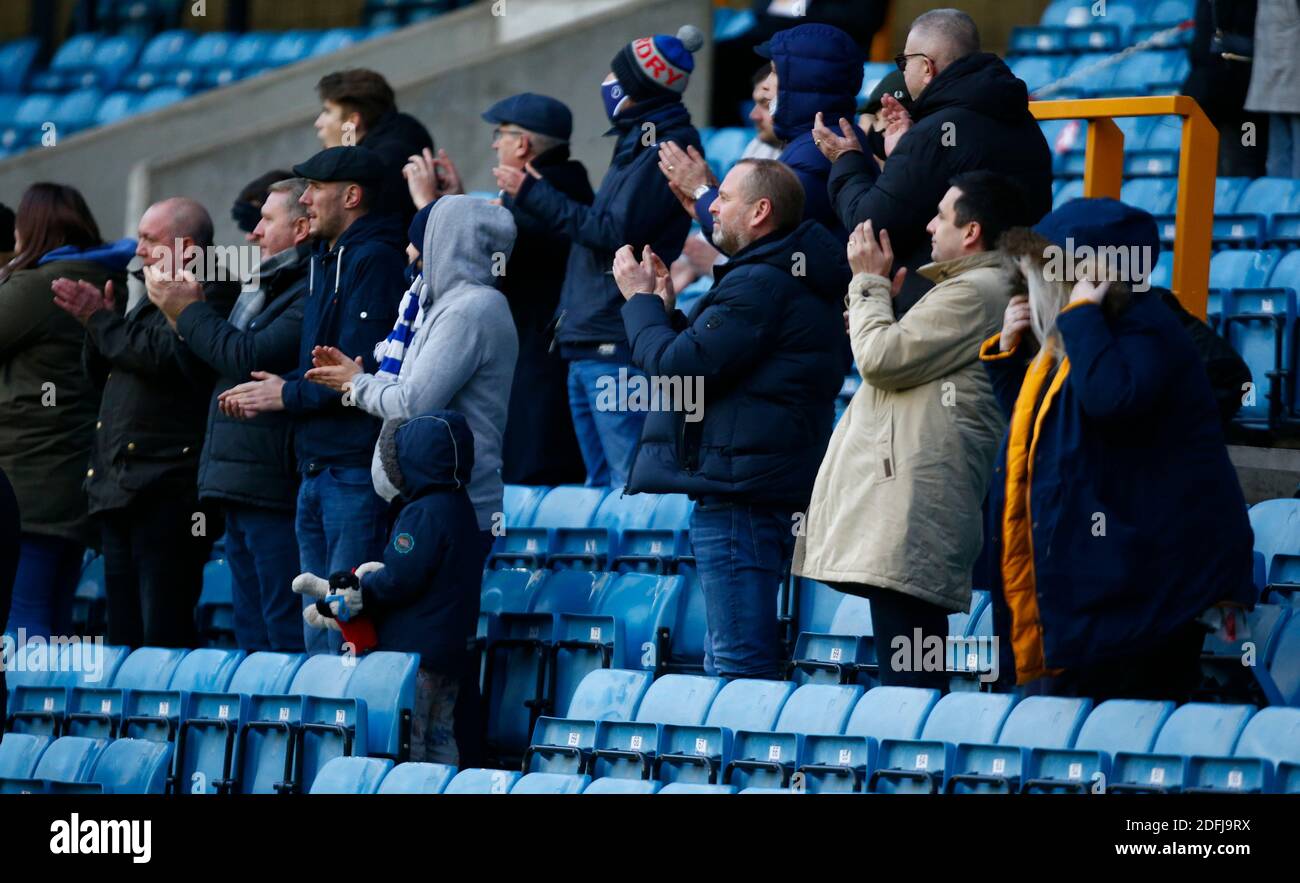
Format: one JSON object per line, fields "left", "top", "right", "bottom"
{"left": 377, "top": 410, "right": 475, "bottom": 502}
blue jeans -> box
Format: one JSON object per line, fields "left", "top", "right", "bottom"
{"left": 224, "top": 503, "right": 304, "bottom": 653}
{"left": 3, "top": 534, "right": 83, "bottom": 641}
{"left": 689, "top": 503, "right": 795, "bottom": 680}
{"left": 566, "top": 359, "right": 647, "bottom": 487}
{"left": 1268, "top": 113, "right": 1300, "bottom": 179}
{"left": 295, "top": 467, "right": 390, "bottom": 656}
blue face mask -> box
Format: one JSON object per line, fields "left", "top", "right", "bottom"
{"left": 601, "top": 77, "right": 627, "bottom": 122}
{"left": 404, "top": 259, "right": 420, "bottom": 286}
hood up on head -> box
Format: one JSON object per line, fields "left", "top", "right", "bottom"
{"left": 377, "top": 409, "right": 476, "bottom": 501}
{"left": 421, "top": 195, "right": 517, "bottom": 305}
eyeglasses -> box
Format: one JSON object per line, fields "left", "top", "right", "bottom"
{"left": 492, "top": 127, "right": 527, "bottom": 143}
{"left": 894, "top": 52, "right": 932, "bottom": 72}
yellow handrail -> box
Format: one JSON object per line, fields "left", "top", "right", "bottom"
{"left": 1030, "top": 95, "right": 1219, "bottom": 319}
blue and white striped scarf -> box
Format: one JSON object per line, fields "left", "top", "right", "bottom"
{"left": 374, "top": 273, "right": 428, "bottom": 379}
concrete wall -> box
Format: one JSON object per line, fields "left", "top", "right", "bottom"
{"left": 139, "top": 0, "right": 711, "bottom": 247}
{"left": 0, "top": 1, "right": 501, "bottom": 238}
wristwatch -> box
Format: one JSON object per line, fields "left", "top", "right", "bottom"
{"left": 692, "top": 184, "right": 712, "bottom": 202}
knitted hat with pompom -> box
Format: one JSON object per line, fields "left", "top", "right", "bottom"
{"left": 610, "top": 24, "right": 705, "bottom": 102}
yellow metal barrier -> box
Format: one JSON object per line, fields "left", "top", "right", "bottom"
{"left": 1030, "top": 95, "right": 1219, "bottom": 319}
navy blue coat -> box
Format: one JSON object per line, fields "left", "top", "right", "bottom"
{"left": 621, "top": 220, "right": 849, "bottom": 509}
{"left": 513, "top": 96, "right": 701, "bottom": 361}
{"left": 982, "top": 293, "right": 1255, "bottom": 679}
{"left": 697, "top": 23, "right": 869, "bottom": 242}
{"left": 360, "top": 410, "right": 483, "bottom": 675}
{"left": 280, "top": 212, "right": 407, "bottom": 474}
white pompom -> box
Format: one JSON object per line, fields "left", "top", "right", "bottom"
{"left": 676, "top": 24, "right": 705, "bottom": 53}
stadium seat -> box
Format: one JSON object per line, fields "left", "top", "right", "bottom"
{"left": 869, "top": 692, "right": 1017, "bottom": 793}
{"left": 65, "top": 647, "right": 188, "bottom": 739}
{"left": 377, "top": 761, "right": 457, "bottom": 794}
{"left": 795, "top": 687, "right": 941, "bottom": 793}
{"left": 312, "top": 28, "right": 362, "bottom": 58}
{"left": 1256, "top": 613, "right": 1300, "bottom": 706}
{"left": 172, "top": 31, "right": 236, "bottom": 89}
{"left": 1054, "top": 178, "right": 1085, "bottom": 209}
{"left": 0, "top": 38, "right": 40, "bottom": 92}
{"left": 5, "top": 643, "right": 130, "bottom": 737}
{"left": 794, "top": 578, "right": 844, "bottom": 636}
{"left": 791, "top": 593, "right": 875, "bottom": 685}
{"left": 50, "top": 88, "right": 103, "bottom": 134}
{"left": 489, "top": 486, "right": 609, "bottom": 568}
{"left": 583, "top": 776, "right": 661, "bottom": 793}
{"left": 1185, "top": 707, "right": 1300, "bottom": 793}
{"left": 523, "top": 668, "right": 653, "bottom": 774}
{"left": 1009, "top": 28, "right": 1069, "bottom": 54}
{"left": 503, "top": 484, "right": 547, "bottom": 527}
{"left": 944, "top": 697, "right": 1092, "bottom": 793}
{"left": 1199, "top": 605, "right": 1290, "bottom": 703}
{"left": 95, "top": 90, "right": 139, "bottom": 127}
{"left": 345, "top": 651, "right": 419, "bottom": 759}
{"left": 658, "top": 782, "right": 737, "bottom": 794}
{"left": 1210, "top": 249, "right": 1282, "bottom": 290}
{"left": 308, "top": 756, "right": 393, "bottom": 794}
{"left": 0, "top": 93, "right": 58, "bottom": 151}
{"left": 0, "top": 735, "right": 105, "bottom": 793}
{"left": 1237, "top": 178, "right": 1300, "bottom": 215}
{"left": 1149, "top": 0, "right": 1196, "bottom": 24}
{"left": 1121, "top": 177, "right": 1177, "bottom": 214}
{"left": 1009, "top": 55, "right": 1069, "bottom": 92}
{"left": 266, "top": 31, "right": 316, "bottom": 68}
{"left": 197, "top": 559, "right": 234, "bottom": 645}
{"left": 655, "top": 679, "right": 795, "bottom": 784}
{"left": 1272, "top": 250, "right": 1300, "bottom": 291}
{"left": 443, "top": 768, "right": 520, "bottom": 794}
{"left": 703, "top": 127, "right": 750, "bottom": 180}
{"left": 724, "top": 684, "right": 863, "bottom": 789}
{"left": 714, "top": 7, "right": 756, "bottom": 41}
{"left": 1023, "top": 699, "right": 1174, "bottom": 793}
{"left": 510, "top": 772, "right": 590, "bottom": 794}
{"left": 1219, "top": 288, "right": 1295, "bottom": 427}
{"left": 588, "top": 674, "right": 723, "bottom": 780}
{"left": 52, "top": 738, "right": 173, "bottom": 795}
{"left": 1110, "top": 703, "right": 1255, "bottom": 793}
{"left": 135, "top": 86, "right": 191, "bottom": 115}
{"left": 1149, "top": 250, "right": 1174, "bottom": 289}
{"left": 0, "top": 734, "right": 50, "bottom": 779}
{"left": 1269, "top": 213, "right": 1300, "bottom": 248}
{"left": 120, "top": 647, "right": 245, "bottom": 742}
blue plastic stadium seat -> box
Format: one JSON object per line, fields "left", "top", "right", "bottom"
{"left": 1009, "top": 55, "right": 1069, "bottom": 92}
{"left": 1256, "top": 613, "right": 1300, "bottom": 706}
{"left": 724, "top": 684, "right": 863, "bottom": 790}
{"left": 649, "top": 494, "right": 692, "bottom": 530}
{"left": 1201, "top": 605, "right": 1290, "bottom": 702}
{"left": 172, "top": 31, "right": 235, "bottom": 89}
{"left": 655, "top": 679, "right": 795, "bottom": 784}
{"left": 869, "top": 692, "right": 1017, "bottom": 793}
{"left": 1253, "top": 499, "right": 1300, "bottom": 596}
{"left": 82, "top": 34, "right": 145, "bottom": 91}
{"left": 503, "top": 484, "right": 547, "bottom": 527}
{"left": 135, "top": 86, "right": 190, "bottom": 115}
{"left": 1054, "top": 178, "right": 1086, "bottom": 209}
{"left": 1237, "top": 177, "right": 1300, "bottom": 215}
{"left": 1124, "top": 149, "right": 1179, "bottom": 177}
{"left": 5, "top": 643, "right": 130, "bottom": 737}
{"left": 266, "top": 31, "right": 316, "bottom": 68}
{"left": 0, "top": 736, "right": 105, "bottom": 793}
{"left": 511, "top": 772, "right": 590, "bottom": 794}
{"left": 589, "top": 674, "right": 723, "bottom": 780}
{"left": 1185, "top": 707, "right": 1300, "bottom": 793}
{"left": 312, "top": 28, "right": 362, "bottom": 58}
{"left": 120, "top": 647, "right": 245, "bottom": 742}
{"left": 346, "top": 651, "right": 418, "bottom": 758}
{"left": 65, "top": 647, "right": 187, "bottom": 739}
{"left": 584, "top": 776, "right": 661, "bottom": 793}
{"left": 1023, "top": 699, "right": 1174, "bottom": 793}
{"left": 0, "top": 94, "right": 59, "bottom": 151}
{"left": 796, "top": 686, "right": 940, "bottom": 793}
{"left": 1211, "top": 249, "right": 1283, "bottom": 290}
{"left": 1065, "top": 53, "right": 1118, "bottom": 94}
{"left": 795, "top": 578, "right": 844, "bottom": 636}
{"left": 704, "top": 127, "right": 750, "bottom": 180}
{"left": 1272, "top": 250, "right": 1300, "bottom": 290}
{"left": 489, "top": 486, "right": 609, "bottom": 568}
{"left": 1150, "top": 0, "right": 1195, "bottom": 24}
{"left": 944, "top": 697, "right": 1092, "bottom": 793}
{"left": 1270, "top": 213, "right": 1300, "bottom": 247}
{"left": 377, "top": 761, "right": 457, "bottom": 794}
{"left": 658, "top": 782, "right": 737, "bottom": 793}
{"left": 0, "top": 38, "right": 41, "bottom": 92}
{"left": 444, "top": 768, "right": 520, "bottom": 794}
{"left": 1220, "top": 289, "right": 1294, "bottom": 427}
{"left": 72, "top": 738, "right": 172, "bottom": 794}
{"left": 1121, "top": 177, "right": 1178, "bottom": 214}
{"left": 197, "top": 558, "right": 234, "bottom": 644}
{"left": 309, "top": 756, "right": 393, "bottom": 794}
{"left": 0, "top": 734, "right": 50, "bottom": 779}
{"left": 1110, "top": 703, "right": 1255, "bottom": 793}
{"left": 1009, "top": 28, "right": 1068, "bottom": 54}
{"left": 1065, "top": 24, "right": 1121, "bottom": 51}
{"left": 1149, "top": 250, "right": 1174, "bottom": 289}
{"left": 791, "top": 592, "right": 875, "bottom": 685}
{"left": 523, "top": 668, "right": 652, "bottom": 774}
{"left": 95, "top": 91, "right": 138, "bottom": 127}
{"left": 480, "top": 568, "right": 547, "bottom": 615}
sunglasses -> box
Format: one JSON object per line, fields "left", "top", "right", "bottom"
{"left": 894, "top": 52, "right": 932, "bottom": 71}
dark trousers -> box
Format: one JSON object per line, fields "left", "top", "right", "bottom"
{"left": 4, "top": 533, "right": 83, "bottom": 640}
{"left": 223, "top": 502, "right": 304, "bottom": 653}
{"left": 100, "top": 489, "right": 215, "bottom": 648}
{"left": 451, "top": 528, "right": 494, "bottom": 769}
{"left": 836, "top": 583, "right": 952, "bottom": 692}
{"left": 1029, "top": 620, "right": 1208, "bottom": 705}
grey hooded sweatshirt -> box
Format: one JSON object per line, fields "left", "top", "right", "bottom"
{"left": 351, "top": 195, "right": 519, "bottom": 530}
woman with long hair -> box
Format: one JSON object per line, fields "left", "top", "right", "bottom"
{"left": 980, "top": 198, "right": 1255, "bottom": 702}
{"left": 0, "top": 182, "right": 134, "bottom": 641}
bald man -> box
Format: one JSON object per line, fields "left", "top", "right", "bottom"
{"left": 51, "top": 197, "right": 241, "bottom": 648}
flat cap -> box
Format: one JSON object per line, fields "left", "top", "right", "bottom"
{"left": 292, "top": 146, "right": 387, "bottom": 184}
{"left": 481, "top": 93, "right": 573, "bottom": 142}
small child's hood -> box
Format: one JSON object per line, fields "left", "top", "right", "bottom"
{"left": 377, "top": 410, "right": 476, "bottom": 501}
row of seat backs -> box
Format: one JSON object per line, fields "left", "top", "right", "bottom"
{"left": 503, "top": 485, "right": 692, "bottom": 532}
{"left": 6, "top": 647, "right": 418, "bottom": 759}
{"left": 0, "top": 735, "right": 171, "bottom": 794}
{"left": 528, "top": 667, "right": 1300, "bottom": 792}
{"left": 1054, "top": 177, "right": 1300, "bottom": 222}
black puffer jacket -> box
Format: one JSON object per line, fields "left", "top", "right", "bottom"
{"left": 621, "top": 220, "right": 850, "bottom": 509}
{"left": 177, "top": 244, "right": 311, "bottom": 511}
{"left": 829, "top": 52, "right": 1053, "bottom": 312}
